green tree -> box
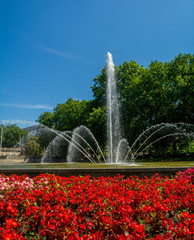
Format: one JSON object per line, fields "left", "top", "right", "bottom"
{"left": 87, "top": 107, "right": 106, "bottom": 148}
{"left": 23, "top": 136, "right": 43, "bottom": 158}
{"left": 0, "top": 124, "right": 28, "bottom": 147}
{"left": 164, "top": 54, "right": 194, "bottom": 123}
{"left": 37, "top": 112, "right": 54, "bottom": 128}
{"left": 39, "top": 98, "right": 92, "bottom": 131}
{"left": 91, "top": 69, "right": 106, "bottom": 107}
{"left": 52, "top": 98, "right": 90, "bottom": 131}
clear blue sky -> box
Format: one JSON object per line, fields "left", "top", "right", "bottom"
{"left": 0, "top": 0, "right": 193, "bottom": 128}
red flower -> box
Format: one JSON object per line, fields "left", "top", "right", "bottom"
{"left": 6, "top": 219, "right": 18, "bottom": 228}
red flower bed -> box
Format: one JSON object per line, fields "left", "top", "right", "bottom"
{"left": 0, "top": 169, "right": 194, "bottom": 239}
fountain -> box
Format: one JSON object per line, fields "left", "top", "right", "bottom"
{"left": 42, "top": 52, "right": 123, "bottom": 164}
{"left": 0, "top": 53, "right": 193, "bottom": 178}
{"left": 41, "top": 53, "right": 193, "bottom": 164}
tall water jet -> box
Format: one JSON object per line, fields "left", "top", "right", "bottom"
{"left": 106, "top": 52, "right": 121, "bottom": 163}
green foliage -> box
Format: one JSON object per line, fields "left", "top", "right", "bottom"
{"left": 87, "top": 107, "right": 106, "bottom": 148}
{"left": 91, "top": 69, "right": 106, "bottom": 106}
{"left": 0, "top": 124, "right": 28, "bottom": 147}
{"left": 38, "top": 98, "right": 91, "bottom": 132}
{"left": 23, "top": 136, "right": 43, "bottom": 157}
{"left": 37, "top": 112, "right": 54, "bottom": 128}
{"left": 53, "top": 98, "right": 89, "bottom": 131}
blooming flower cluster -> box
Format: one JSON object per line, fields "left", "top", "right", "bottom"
{"left": 175, "top": 167, "right": 194, "bottom": 184}
{"left": 0, "top": 170, "right": 194, "bottom": 239}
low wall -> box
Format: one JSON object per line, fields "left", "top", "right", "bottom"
{"left": 0, "top": 147, "right": 22, "bottom": 158}
{"left": 0, "top": 167, "right": 190, "bottom": 178}
{"left": 1, "top": 147, "right": 21, "bottom": 151}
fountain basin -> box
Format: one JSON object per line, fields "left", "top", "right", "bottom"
{"left": 0, "top": 162, "right": 193, "bottom": 178}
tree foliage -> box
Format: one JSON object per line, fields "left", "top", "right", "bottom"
{"left": 87, "top": 107, "right": 106, "bottom": 147}
{"left": 23, "top": 136, "right": 43, "bottom": 158}
{"left": 38, "top": 98, "right": 91, "bottom": 132}
{"left": 37, "top": 112, "right": 54, "bottom": 128}
{"left": 0, "top": 124, "right": 28, "bottom": 148}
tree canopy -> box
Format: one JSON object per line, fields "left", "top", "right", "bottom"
{"left": 0, "top": 124, "right": 28, "bottom": 148}
{"left": 38, "top": 98, "right": 92, "bottom": 131}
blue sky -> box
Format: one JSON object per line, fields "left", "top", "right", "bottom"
{"left": 0, "top": 0, "right": 193, "bottom": 128}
